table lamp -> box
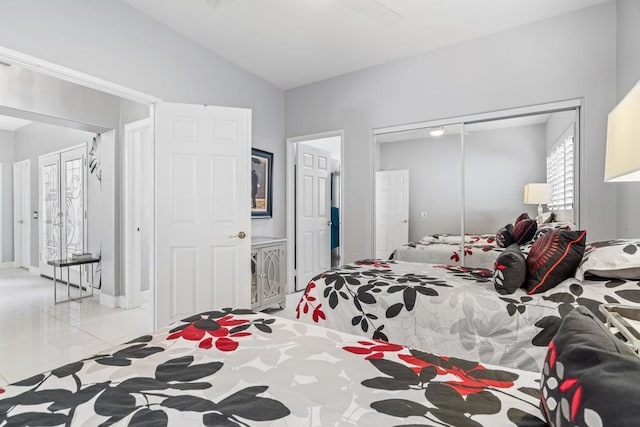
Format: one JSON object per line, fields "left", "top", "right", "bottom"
{"left": 605, "top": 79, "right": 640, "bottom": 182}
{"left": 524, "top": 183, "right": 550, "bottom": 224}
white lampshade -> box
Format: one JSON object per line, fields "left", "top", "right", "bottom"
{"left": 605, "top": 80, "right": 640, "bottom": 182}
{"left": 523, "top": 183, "right": 550, "bottom": 205}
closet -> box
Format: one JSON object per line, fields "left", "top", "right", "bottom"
{"left": 373, "top": 100, "right": 581, "bottom": 263}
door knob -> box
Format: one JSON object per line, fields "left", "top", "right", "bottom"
{"left": 230, "top": 231, "right": 247, "bottom": 239}
{"left": 18, "top": 220, "right": 24, "bottom": 224}
{"left": 327, "top": 221, "right": 332, "bottom": 226}
{"left": 402, "top": 220, "right": 408, "bottom": 223}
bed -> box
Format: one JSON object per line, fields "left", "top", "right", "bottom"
{"left": 295, "top": 258, "right": 640, "bottom": 372}
{"left": 0, "top": 309, "right": 545, "bottom": 426}
{"left": 391, "top": 221, "right": 576, "bottom": 269}
{"left": 391, "top": 233, "right": 521, "bottom": 269}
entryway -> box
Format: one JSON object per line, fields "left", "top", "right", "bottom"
{"left": 286, "top": 131, "right": 344, "bottom": 292}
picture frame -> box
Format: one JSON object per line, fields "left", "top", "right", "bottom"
{"left": 251, "top": 148, "right": 273, "bottom": 218}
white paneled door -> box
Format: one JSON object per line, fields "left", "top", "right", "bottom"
{"left": 155, "top": 102, "right": 251, "bottom": 328}
{"left": 375, "top": 170, "right": 409, "bottom": 259}
{"left": 296, "top": 144, "right": 331, "bottom": 290}
{"left": 13, "top": 159, "right": 30, "bottom": 269}
{"left": 39, "top": 146, "right": 88, "bottom": 283}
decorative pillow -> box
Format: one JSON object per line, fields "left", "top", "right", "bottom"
{"left": 493, "top": 244, "right": 526, "bottom": 294}
{"left": 540, "top": 306, "right": 640, "bottom": 427}
{"left": 575, "top": 239, "right": 640, "bottom": 280}
{"left": 526, "top": 229, "right": 587, "bottom": 294}
{"left": 515, "top": 212, "right": 530, "bottom": 224}
{"left": 495, "top": 224, "right": 515, "bottom": 248}
{"left": 512, "top": 218, "right": 537, "bottom": 245}
{"left": 533, "top": 222, "right": 575, "bottom": 241}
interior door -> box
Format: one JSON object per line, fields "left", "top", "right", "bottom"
{"left": 296, "top": 144, "right": 331, "bottom": 291}
{"left": 155, "top": 102, "right": 251, "bottom": 328}
{"left": 375, "top": 170, "right": 409, "bottom": 259}
{"left": 13, "top": 160, "right": 30, "bottom": 269}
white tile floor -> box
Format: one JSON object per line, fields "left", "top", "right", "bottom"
{"left": 0, "top": 268, "right": 152, "bottom": 386}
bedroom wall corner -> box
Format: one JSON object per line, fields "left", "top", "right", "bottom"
{"left": 614, "top": 0, "right": 640, "bottom": 238}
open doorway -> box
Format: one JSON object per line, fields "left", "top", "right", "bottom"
{"left": 286, "top": 131, "right": 343, "bottom": 293}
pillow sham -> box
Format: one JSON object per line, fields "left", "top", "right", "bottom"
{"left": 493, "top": 244, "right": 526, "bottom": 294}
{"left": 575, "top": 239, "right": 640, "bottom": 280}
{"left": 495, "top": 224, "right": 515, "bottom": 248}
{"left": 512, "top": 218, "right": 537, "bottom": 245}
{"left": 526, "top": 229, "right": 586, "bottom": 294}
{"left": 540, "top": 306, "right": 640, "bottom": 427}
{"left": 515, "top": 212, "right": 530, "bottom": 224}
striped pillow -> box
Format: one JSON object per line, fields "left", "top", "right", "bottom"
{"left": 513, "top": 219, "right": 537, "bottom": 245}
{"left": 526, "top": 229, "right": 587, "bottom": 294}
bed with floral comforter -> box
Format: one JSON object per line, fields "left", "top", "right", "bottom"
{"left": 0, "top": 309, "right": 545, "bottom": 426}
{"left": 391, "top": 234, "right": 530, "bottom": 269}
{"left": 296, "top": 259, "right": 640, "bottom": 372}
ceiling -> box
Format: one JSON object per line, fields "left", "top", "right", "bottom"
{"left": 124, "top": 0, "right": 610, "bottom": 89}
{"left": 0, "top": 115, "right": 31, "bottom": 131}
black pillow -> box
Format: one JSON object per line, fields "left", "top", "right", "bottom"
{"left": 495, "top": 224, "right": 515, "bottom": 248}
{"left": 515, "top": 212, "right": 530, "bottom": 224}
{"left": 540, "top": 306, "right": 640, "bottom": 427}
{"left": 526, "top": 230, "right": 586, "bottom": 294}
{"left": 512, "top": 218, "right": 537, "bottom": 245}
{"left": 493, "top": 244, "right": 526, "bottom": 294}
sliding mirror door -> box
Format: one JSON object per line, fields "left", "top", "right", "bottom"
{"left": 463, "top": 109, "right": 578, "bottom": 268}
{"left": 375, "top": 123, "right": 463, "bottom": 261}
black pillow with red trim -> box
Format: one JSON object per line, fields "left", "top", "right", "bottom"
{"left": 512, "top": 218, "right": 537, "bottom": 245}
{"left": 493, "top": 243, "right": 526, "bottom": 294}
{"left": 515, "top": 212, "right": 530, "bottom": 224}
{"left": 495, "top": 224, "right": 515, "bottom": 248}
{"left": 526, "top": 229, "right": 587, "bottom": 294}
{"left": 540, "top": 306, "right": 640, "bottom": 427}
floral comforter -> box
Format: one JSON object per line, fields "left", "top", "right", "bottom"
{"left": 0, "top": 309, "right": 545, "bottom": 426}
{"left": 296, "top": 260, "right": 640, "bottom": 372}
{"left": 392, "top": 234, "right": 530, "bottom": 269}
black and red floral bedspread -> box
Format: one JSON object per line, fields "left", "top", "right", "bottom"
{"left": 0, "top": 309, "right": 545, "bottom": 426}
{"left": 296, "top": 259, "right": 640, "bottom": 372}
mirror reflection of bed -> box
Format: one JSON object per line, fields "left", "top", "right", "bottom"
{"left": 374, "top": 105, "right": 578, "bottom": 269}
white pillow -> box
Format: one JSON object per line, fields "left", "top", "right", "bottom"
{"left": 575, "top": 239, "right": 640, "bottom": 280}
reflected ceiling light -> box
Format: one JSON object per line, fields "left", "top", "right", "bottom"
{"left": 430, "top": 127, "right": 445, "bottom": 137}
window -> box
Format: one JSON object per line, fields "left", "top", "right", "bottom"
{"left": 546, "top": 132, "right": 574, "bottom": 211}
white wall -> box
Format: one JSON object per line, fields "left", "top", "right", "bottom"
{"left": 286, "top": 3, "right": 617, "bottom": 261}
{"left": 380, "top": 124, "right": 546, "bottom": 241}
{"left": 14, "top": 122, "right": 96, "bottom": 267}
{"left": 615, "top": 0, "right": 640, "bottom": 238}
{"left": 0, "top": 0, "right": 285, "bottom": 241}
{"left": 545, "top": 110, "right": 576, "bottom": 152}
{"left": 0, "top": 130, "right": 15, "bottom": 262}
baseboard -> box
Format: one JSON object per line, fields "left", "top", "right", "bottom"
{"left": 29, "top": 266, "right": 40, "bottom": 275}
{"left": 100, "top": 292, "right": 119, "bottom": 308}
{"left": 0, "top": 261, "right": 15, "bottom": 270}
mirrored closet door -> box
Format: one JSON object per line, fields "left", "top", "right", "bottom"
{"left": 374, "top": 102, "right": 580, "bottom": 267}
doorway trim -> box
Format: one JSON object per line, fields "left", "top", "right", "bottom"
{"left": 124, "top": 118, "right": 151, "bottom": 309}
{"left": 285, "top": 130, "right": 345, "bottom": 294}
{"left": 13, "top": 159, "right": 31, "bottom": 270}
{"left": 0, "top": 45, "right": 159, "bottom": 316}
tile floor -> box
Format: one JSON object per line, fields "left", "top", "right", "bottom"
{"left": 0, "top": 268, "right": 152, "bottom": 385}
{"left": 0, "top": 268, "right": 303, "bottom": 387}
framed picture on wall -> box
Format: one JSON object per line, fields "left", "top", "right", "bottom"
{"left": 251, "top": 148, "right": 273, "bottom": 218}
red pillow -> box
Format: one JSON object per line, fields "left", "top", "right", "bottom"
{"left": 526, "top": 229, "right": 587, "bottom": 294}
{"left": 512, "top": 219, "right": 537, "bottom": 245}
